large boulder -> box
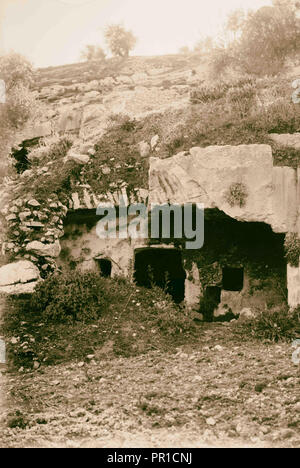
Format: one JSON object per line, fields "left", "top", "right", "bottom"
{"left": 25, "top": 240, "right": 61, "bottom": 258}
{"left": 149, "top": 144, "right": 298, "bottom": 233}
{"left": 0, "top": 260, "right": 41, "bottom": 295}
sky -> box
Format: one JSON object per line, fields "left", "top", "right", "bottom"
{"left": 0, "top": 0, "right": 272, "bottom": 68}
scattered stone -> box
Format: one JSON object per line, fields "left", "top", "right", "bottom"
{"left": 151, "top": 135, "right": 159, "bottom": 150}
{"left": 84, "top": 90, "right": 100, "bottom": 100}
{"left": 10, "top": 337, "right": 20, "bottom": 344}
{"left": 238, "top": 308, "right": 256, "bottom": 321}
{"left": 28, "top": 199, "right": 41, "bottom": 208}
{"left": 206, "top": 417, "right": 216, "bottom": 426}
{"left": 294, "top": 402, "right": 300, "bottom": 413}
{"left": 193, "top": 375, "right": 202, "bottom": 382}
{"left": 214, "top": 345, "right": 223, "bottom": 351}
{"left": 70, "top": 409, "right": 86, "bottom": 418}
{"left": 6, "top": 214, "right": 17, "bottom": 222}
{"left": 102, "top": 166, "right": 111, "bottom": 175}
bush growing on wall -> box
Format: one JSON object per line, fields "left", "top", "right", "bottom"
{"left": 225, "top": 182, "right": 248, "bottom": 208}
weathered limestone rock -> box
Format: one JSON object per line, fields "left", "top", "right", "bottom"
{"left": 0, "top": 260, "right": 41, "bottom": 295}
{"left": 57, "top": 110, "right": 82, "bottom": 133}
{"left": 271, "top": 167, "right": 297, "bottom": 233}
{"left": 139, "top": 141, "right": 151, "bottom": 158}
{"left": 84, "top": 90, "right": 101, "bottom": 100}
{"left": 151, "top": 135, "right": 159, "bottom": 150}
{"left": 238, "top": 308, "right": 257, "bottom": 321}
{"left": 25, "top": 240, "right": 61, "bottom": 258}
{"left": 5, "top": 214, "right": 17, "bottom": 222}
{"left": 67, "top": 151, "right": 90, "bottom": 164}
{"left": 149, "top": 145, "right": 298, "bottom": 233}
{"left": 116, "top": 75, "right": 133, "bottom": 85}
{"left": 28, "top": 199, "right": 41, "bottom": 208}
{"left": 269, "top": 133, "right": 300, "bottom": 149}
{"left": 71, "top": 193, "right": 81, "bottom": 210}
{"left": 84, "top": 80, "right": 99, "bottom": 92}
{"left": 287, "top": 262, "right": 300, "bottom": 308}
{"left": 14, "top": 122, "right": 52, "bottom": 143}
{"left": 24, "top": 221, "right": 44, "bottom": 228}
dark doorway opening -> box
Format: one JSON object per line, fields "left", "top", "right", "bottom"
{"left": 134, "top": 248, "right": 186, "bottom": 303}
{"left": 222, "top": 267, "right": 244, "bottom": 291}
{"left": 199, "top": 286, "right": 221, "bottom": 322}
{"left": 97, "top": 259, "right": 112, "bottom": 278}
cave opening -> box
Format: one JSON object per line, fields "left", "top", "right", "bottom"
{"left": 222, "top": 267, "right": 244, "bottom": 291}
{"left": 134, "top": 248, "right": 186, "bottom": 303}
{"left": 97, "top": 258, "right": 112, "bottom": 278}
{"left": 11, "top": 144, "right": 30, "bottom": 173}
{"left": 11, "top": 138, "right": 40, "bottom": 174}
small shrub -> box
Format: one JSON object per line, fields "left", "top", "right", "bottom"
{"left": 161, "top": 79, "right": 172, "bottom": 89}
{"left": 284, "top": 233, "right": 300, "bottom": 267}
{"left": 30, "top": 271, "right": 109, "bottom": 323}
{"left": 226, "top": 83, "right": 256, "bottom": 116}
{"left": 0, "top": 53, "right": 34, "bottom": 91}
{"left": 4, "top": 84, "right": 38, "bottom": 128}
{"left": 107, "top": 113, "right": 136, "bottom": 132}
{"left": 80, "top": 45, "right": 106, "bottom": 62}
{"left": 190, "top": 82, "right": 228, "bottom": 104}
{"left": 209, "top": 46, "right": 235, "bottom": 79}
{"left": 3, "top": 272, "right": 197, "bottom": 369}
{"left": 7, "top": 410, "right": 29, "bottom": 430}
{"left": 225, "top": 182, "right": 248, "bottom": 208}
{"left": 150, "top": 296, "right": 195, "bottom": 336}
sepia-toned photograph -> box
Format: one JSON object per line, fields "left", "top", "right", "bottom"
{"left": 0, "top": 0, "right": 299, "bottom": 451}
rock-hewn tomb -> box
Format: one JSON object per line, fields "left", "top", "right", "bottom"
{"left": 1, "top": 139, "right": 300, "bottom": 320}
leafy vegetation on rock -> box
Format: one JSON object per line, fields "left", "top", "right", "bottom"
{"left": 225, "top": 182, "right": 248, "bottom": 208}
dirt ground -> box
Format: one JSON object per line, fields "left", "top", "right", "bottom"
{"left": 0, "top": 323, "right": 299, "bottom": 448}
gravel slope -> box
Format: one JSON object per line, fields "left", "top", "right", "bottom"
{"left": 0, "top": 323, "right": 299, "bottom": 448}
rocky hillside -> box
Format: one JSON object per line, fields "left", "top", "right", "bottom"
{"left": 29, "top": 54, "right": 206, "bottom": 152}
